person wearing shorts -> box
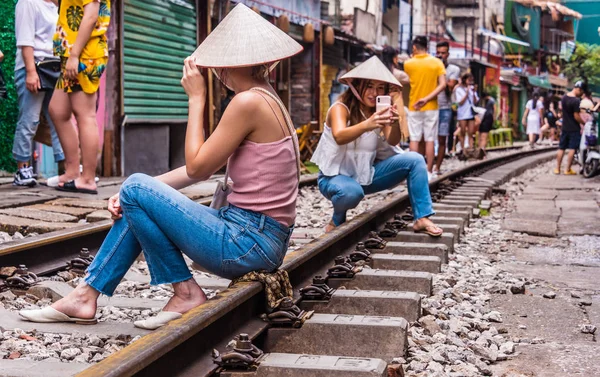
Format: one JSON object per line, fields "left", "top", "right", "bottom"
{"left": 403, "top": 36, "right": 446, "bottom": 174}
{"left": 49, "top": 0, "right": 110, "bottom": 194}
{"left": 477, "top": 92, "right": 495, "bottom": 158}
{"left": 555, "top": 82, "right": 584, "bottom": 175}
{"left": 434, "top": 41, "right": 460, "bottom": 174}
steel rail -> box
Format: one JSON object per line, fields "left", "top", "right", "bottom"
{"left": 75, "top": 146, "right": 555, "bottom": 377}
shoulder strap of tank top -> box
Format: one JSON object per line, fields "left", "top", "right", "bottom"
{"left": 250, "top": 87, "right": 301, "bottom": 181}
{"left": 251, "top": 89, "right": 289, "bottom": 137}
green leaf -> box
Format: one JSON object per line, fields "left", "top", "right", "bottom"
{"left": 67, "top": 5, "right": 84, "bottom": 31}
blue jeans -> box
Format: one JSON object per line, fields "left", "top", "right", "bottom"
{"left": 318, "top": 152, "right": 434, "bottom": 226}
{"left": 85, "top": 173, "right": 293, "bottom": 296}
{"left": 12, "top": 68, "right": 64, "bottom": 163}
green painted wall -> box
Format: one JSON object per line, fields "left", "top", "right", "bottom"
{"left": 0, "top": 0, "right": 17, "bottom": 173}
{"left": 563, "top": 0, "right": 600, "bottom": 46}
{"left": 505, "top": 1, "right": 541, "bottom": 53}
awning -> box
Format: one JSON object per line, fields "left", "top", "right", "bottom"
{"left": 477, "top": 28, "right": 530, "bottom": 48}
{"left": 528, "top": 75, "right": 553, "bottom": 90}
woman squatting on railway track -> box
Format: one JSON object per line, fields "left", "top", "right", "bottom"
{"left": 18, "top": 4, "right": 302, "bottom": 330}
{"left": 311, "top": 56, "right": 443, "bottom": 236}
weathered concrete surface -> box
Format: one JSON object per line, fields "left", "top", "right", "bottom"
{"left": 46, "top": 198, "right": 108, "bottom": 209}
{"left": 235, "top": 353, "right": 388, "bottom": 377}
{"left": 338, "top": 269, "right": 432, "bottom": 295}
{"left": 370, "top": 253, "right": 441, "bottom": 273}
{"left": 0, "top": 207, "right": 78, "bottom": 223}
{"left": 0, "top": 359, "right": 89, "bottom": 377}
{"left": 384, "top": 242, "right": 449, "bottom": 263}
{"left": 264, "top": 313, "right": 408, "bottom": 361}
{"left": 392, "top": 232, "right": 455, "bottom": 252}
{"left": 0, "top": 190, "right": 55, "bottom": 209}
{"left": 0, "top": 214, "right": 79, "bottom": 234}
{"left": 502, "top": 218, "right": 557, "bottom": 237}
{"left": 86, "top": 210, "right": 112, "bottom": 223}
{"left": 300, "top": 289, "right": 421, "bottom": 321}
{"left": 27, "top": 204, "right": 94, "bottom": 219}
{"left": 433, "top": 210, "right": 470, "bottom": 224}
{"left": 0, "top": 308, "right": 150, "bottom": 337}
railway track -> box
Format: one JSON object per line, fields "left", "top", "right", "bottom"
{"left": 0, "top": 146, "right": 556, "bottom": 377}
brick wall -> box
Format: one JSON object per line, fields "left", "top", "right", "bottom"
{"left": 290, "top": 48, "right": 314, "bottom": 127}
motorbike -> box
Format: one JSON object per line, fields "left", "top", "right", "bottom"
{"left": 578, "top": 103, "right": 600, "bottom": 178}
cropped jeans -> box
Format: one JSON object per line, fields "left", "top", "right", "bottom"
{"left": 85, "top": 173, "right": 293, "bottom": 296}
{"left": 318, "top": 151, "right": 435, "bottom": 226}
{"left": 13, "top": 68, "right": 64, "bottom": 163}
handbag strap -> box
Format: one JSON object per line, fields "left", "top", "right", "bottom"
{"left": 250, "top": 87, "right": 301, "bottom": 181}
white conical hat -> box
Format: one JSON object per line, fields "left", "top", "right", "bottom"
{"left": 192, "top": 3, "right": 303, "bottom": 68}
{"left": 339, "top": 56, "right": 402, "bottom": 88}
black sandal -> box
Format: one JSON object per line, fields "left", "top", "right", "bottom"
{"left": 56, "top": 180, "right": 98, "bottom": 195}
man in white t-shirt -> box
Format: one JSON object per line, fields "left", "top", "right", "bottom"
{"left": 434, "top": 41, "right": 460, "bottom": 174}
{"left": 12, "top": 0, "right": 64, "bottom": 186}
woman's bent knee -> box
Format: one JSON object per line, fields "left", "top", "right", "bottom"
{"left": 404, "top": 151, "right": 427, "bottom": 167}
{"left": 335, "top": 187, "right": 364, "bottom": 209}
{"left": 120, "top": 173, "right": 153, "bottom": 199}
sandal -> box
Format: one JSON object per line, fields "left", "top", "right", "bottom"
{"left": 134, "top": 311, "right": 182, "bottom": 330}
{"left": 19, "top": 306, "right": 97, "bottom": 325}
{"left": 56, "top": 180, "right": 98, "bottom": 194}
{"left": 413, "top": 224, "right": 443, "bottom": 237}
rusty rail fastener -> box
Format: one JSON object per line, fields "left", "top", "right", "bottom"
{"left": 299, "top": 275, "right": 334, "bottom": 301}
{"left": 364, "top": 231, "right": 387, "bottom": 249}
{"left": 213, "top": 333, "right": 264, "bottom": 371}
{"left": 5, "top": 265, "right": 38, "bottom": 290}
{"left": 262, "top": 297, "right": 313, "bottom": 328}
{"left": 378, "top": 223, "right": 399, "bottom": 239}
{"left": 389, "top": 215, "right": 408, "bottom": 230}
{"left": 349, "top": 242, "right": 371, "bottom": 262}
{"left": 68, "top": 248, "right": 94, "bottom": 273}
{"left": 327, "top": 256, "right": 356, "bottom": 278}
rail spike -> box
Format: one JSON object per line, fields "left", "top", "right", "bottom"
{"left": 364, "top": 231, "right": 387, "bottom": 249}
{"left": 348, "top": 242, "right": 371, "bottom": 262}
{"left": 261, "top": 297, "right": 313, "bottom": 328}
{"left": 67, "top": 248, "right": 95, "bottom": 273}
{"left": 299, "top": 275, "right": 334, "bottom": 301}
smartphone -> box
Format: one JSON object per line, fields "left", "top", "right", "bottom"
{"left": 376, "top": 95, "right": 392, "bottom": 117}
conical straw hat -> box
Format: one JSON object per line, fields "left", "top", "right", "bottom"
{"left": 339, "top": 56, "right": 402, "bottom": 88}
{"left": 192, "top": 3, "right": 303, "bottom": 68}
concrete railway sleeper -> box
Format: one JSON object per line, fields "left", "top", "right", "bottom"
{"left": 0, "top": 147, "right": 557, "bottom": 377}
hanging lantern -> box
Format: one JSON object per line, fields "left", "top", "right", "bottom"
{"left": 277, "top": 14, "right": 290, "bottom": 33}
{"left": 324, "top": 26, "right": 335, "bottom": 46}
{"left": 303, "top": 23, "right": 315, "bottom": 43}
{"left": 251, "top": 6, "right": 260, "bottom": 14}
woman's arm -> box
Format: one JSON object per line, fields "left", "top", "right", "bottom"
{"left": 457, "top": 86, "right": 469, "bottom": 106}
{"left": 65, "top": 1, "right": 99, "bottom": 80}
{"left": 329, "top": 104, "right": 390, "bottom": 145}
{"left": 522, "top": 107, "right": 529, "bottom": 125}
{"left": 538, "top": 106, "right": 544, "bottom": 126}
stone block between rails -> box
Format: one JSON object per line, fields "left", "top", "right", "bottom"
{"left": 0, "top": 214, "right": 79, "bottom": 235}
{"left": 332, "top": 269, "right": 432, "bottom": 295}
{"left": 0, "top": 359, "right": 89, "bottom": 377}
{"left": 434, "top": 203, "right": 473, "bottom": 213}
{"left": 264, "top": 313, "right": 408, "bottom": 362}
{"left": 439, "top": 199, "right": 480, "bottom": 208}
{"left": 0, "top": 207, "right": 78, "bottom": 223}
{"left": 300, "top": 289, "right": 421, "bottom": 322}
{"left": 391, "top": 232, "right": 455, "bottom": 252}
{"left": 370, "top": 253, "right": 441, "bottom": 273}
{"left": 220, "top": 353, "right": 388, "bottom": 377}
{"left": 383, "top": 242, "right": 449, "bottom": 264}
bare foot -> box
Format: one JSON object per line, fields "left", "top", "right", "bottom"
{"left": 162, "top": 278, "right": 207, "bottom": 314}
{"left": 51, "top": 283, "right": 99, "bottom": 320}
{"left": 57, "top": 172, "right": 79, "bottom": 185}
{"left": 324, "top": 221, "right": 336, "bottom": 233}
{"left": 413, "top": 217, "right": 443, "bottom": 237}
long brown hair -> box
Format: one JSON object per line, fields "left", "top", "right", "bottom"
{"left": 336, "top": 79, "right": 388, "bottom": 125}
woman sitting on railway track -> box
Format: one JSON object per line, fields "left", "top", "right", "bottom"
{"left": 19, "top": 4, "right": 302, "bottom": 330}
{"left": 310, "top": 56, "right": 442, "bottom": 236}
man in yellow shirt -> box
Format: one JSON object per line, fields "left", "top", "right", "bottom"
{"left": 49, "top": 0, "right": 110, "bottom": 194}
{"left": 404, "top": 36, "right": 446, "bottom": 175}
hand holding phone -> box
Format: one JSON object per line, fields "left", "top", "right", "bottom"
{"left": 376, "top": 95, "right": 392, "bottom": 117}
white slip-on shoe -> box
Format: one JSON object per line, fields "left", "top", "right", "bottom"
{"left": 45, "top": 175, "right": 60, "bottom": 187}
{"left": 133, "top": 311, "right": 182, "bottom": 330}
{"left": 19, "top": 306, "right": 97, "bottom": 324}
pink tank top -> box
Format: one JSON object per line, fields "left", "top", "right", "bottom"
{"left": 227, "top": 89, "right": 299, "bottom": 227}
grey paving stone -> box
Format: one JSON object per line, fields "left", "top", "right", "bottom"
{"left": 0, "top": 359, "right": 89, "bottom": 377}
{"left": 0, "top": 191, "right": 56, "bottom": 209}
{"left": 27, "top": 204, "right": 94, "bottom": 219}
{"left": 503, "top": 217, "right": 557, "bottom": 237}
{"left": 86, "top": 210, "right": 112, "bottom": 223}
{"left": 253, "top": 353, "right": 388, "bottom": 377}
{"left": 0, "top": 207, "right": 78, "bottom": 223}
{"left": 555, "top": 200, "right": 598, "bottom": 210}
{"left": 46, "top": 198, "right": 108, "bottom": 210}
{"left": 0, "top": 214, "right": 79, "bottom": 235}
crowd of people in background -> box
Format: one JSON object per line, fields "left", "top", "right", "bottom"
{"left": 7, "top": 0, "right": 110, "bottom": 193}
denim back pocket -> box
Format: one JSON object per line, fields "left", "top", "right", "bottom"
{"left": 222, "top": 243, "right": 278, "bottom": 279}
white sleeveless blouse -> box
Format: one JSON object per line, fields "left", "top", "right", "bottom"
{"left": 311, "top": 103, "right": 402, "bottom": 186}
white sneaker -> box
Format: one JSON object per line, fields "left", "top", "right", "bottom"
{"left": 13, "top": 166, "right": 37, "bottom": 186}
